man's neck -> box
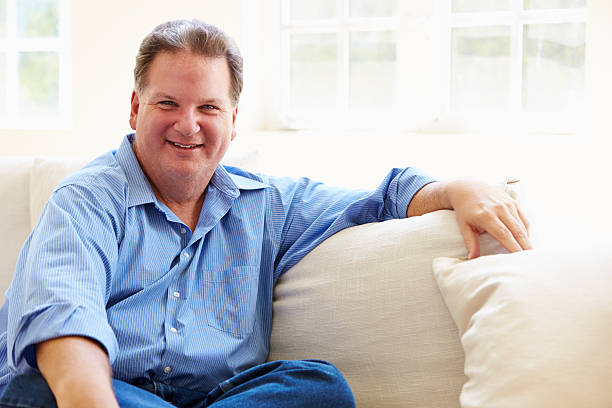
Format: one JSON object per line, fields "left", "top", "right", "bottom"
{"left": 149, "top": 173, "right": 212, "bottom": 232}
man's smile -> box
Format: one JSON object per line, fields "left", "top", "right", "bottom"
{"left": 167, "top": 140, "right": 203, "bottom": 149}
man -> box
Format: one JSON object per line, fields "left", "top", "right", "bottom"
{"left": 0, "top": 20, "right": 530, "bottom": 407}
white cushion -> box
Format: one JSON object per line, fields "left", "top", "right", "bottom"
{"left": 270, "top": 210, "right": 508, "bottom": 408}
{"left": 433, "top": 246, "right": 612, "bottom": 408}
{"left": 0, "top": 158, "right": 35, "bottom": 302}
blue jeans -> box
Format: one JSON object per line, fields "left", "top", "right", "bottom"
{"left": 0, "top": 360, "right": 355, "bottom": 407}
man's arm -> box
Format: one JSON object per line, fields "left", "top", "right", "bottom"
{"left": 36, "top": 336, "right": 119, "bottom": 408}
{"left": 407, "top": 180, "right": 531, "bottom": 259}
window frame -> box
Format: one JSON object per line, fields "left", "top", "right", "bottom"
{"left": 277, "top": 0, "right": 588, "bottom": 133}
{"left": 0, "top": 0, "right": 72, "bottom": 130}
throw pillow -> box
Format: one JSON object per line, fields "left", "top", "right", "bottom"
{"left": 433, "top": 246, "right": 612, "bottom": 408}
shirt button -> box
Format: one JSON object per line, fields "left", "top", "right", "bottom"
{"left": 164, "top": 366, "right": 172, "bottom": 374}
{"left": 180, "top": 228, "right": 187, "bottom": 234}
{"left": 173, "top": 291, "right": 180, "bottom": 298}
{"left": 183, "top": 252, "right": 190, "bottom": 258}
{"left": 170, "top": 327, "right": 177, "bottom": 333}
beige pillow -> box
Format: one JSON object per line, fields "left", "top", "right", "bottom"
{"left": 433, "top": 247, "right": 612, "bottom": 408}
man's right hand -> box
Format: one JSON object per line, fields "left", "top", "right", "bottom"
{"left": 36, "top": 336, "right": 119, "bottom": 408}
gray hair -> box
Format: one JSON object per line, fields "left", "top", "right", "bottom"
{"left": 134, "top": 19, "right": 243, "bottom": 105}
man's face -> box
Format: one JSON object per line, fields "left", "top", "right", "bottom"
{"left": 129, "top": 51, "right": 237, "bottom": 187}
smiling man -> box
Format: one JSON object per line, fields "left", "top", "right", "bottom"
{"left": 0, "top": 19, "right": 530, "bottom": 408}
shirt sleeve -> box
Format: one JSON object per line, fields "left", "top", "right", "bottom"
{"left": 6, "top": 183, "right": 121, "bottom": 375}
{"left": 266, "top": 167, "right": 436, "bottom": 279}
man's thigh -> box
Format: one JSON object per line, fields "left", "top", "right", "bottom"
{"left": 208, "top": 360, "right": 356, "bottom": 408}
{"left": 0, "top": 373, "right": 174, "bottom": 408}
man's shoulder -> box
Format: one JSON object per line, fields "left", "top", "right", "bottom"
{"left": 55, "top": 150, "right": 128, "bottom": 203}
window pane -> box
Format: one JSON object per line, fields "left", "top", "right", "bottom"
{"left": 522, "top": 23, "right": 585, "bottom": 112}
{"left": 17, "top": 0, "right": 58, "bottom": 38}
{"left": 19, "top": 52, "right": 59, "bottom": 113}
{"left": 290, "top": 0, "right": 336, "bottom": 21}
{"left": 524, "top": 0, "right": 586, "bottom": 9}
{"left": 452, "top": 0, "right": 510, "bottom": 13}
{"left": 0, "top": 53, "right": 5, "bottom": 113}
{"left": 0, "top": 0, "right": 6, "bottom": 38}
{"left": 290, "top": 33, "right": 337, "bottom": 112}
{"left": 349, "top": 31, "right": 396, "bottom": 111}
{"left": 451, "top": 26, "right": 511, "bottom": 111}
{"left": 350, "top": 0, "right": 396, "bottom": 18}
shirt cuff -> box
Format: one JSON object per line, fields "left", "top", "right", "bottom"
{"left": 10, "top": 303, "right": 118, "bottom": 374}
{"left": 391, "top": 168, "right": 437, "bottom": 219}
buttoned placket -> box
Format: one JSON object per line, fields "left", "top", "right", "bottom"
{"left": 160, "top": 224, "right": 193, "bottom": 378}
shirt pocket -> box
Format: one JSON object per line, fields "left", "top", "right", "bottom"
{"left": 204, "top": 266, "right": 259, "bottom": 338}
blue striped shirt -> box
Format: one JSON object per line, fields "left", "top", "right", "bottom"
{"left": 0, "top": 134, "right": 435, "bottom": 393}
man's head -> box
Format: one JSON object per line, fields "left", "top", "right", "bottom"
{"left": 134, "top": 19, "right": 243, "bottom": 106}
{"left": 128, "top": 20, "right": 242, "bottom": 196}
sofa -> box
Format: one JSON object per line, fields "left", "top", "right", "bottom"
{"left": 1, "top": 155, "right": 611, "bottom": 408}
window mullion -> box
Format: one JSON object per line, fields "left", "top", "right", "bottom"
{"left": 58, "top": 0, "right": 72, "bottom": 126}
{"left": 510, "top": 0, "right": 523, "bottom": 113}
{"left": 339, "top": 0, "right": 348, "bottom": 115}
{"left": 5, "top": 0, "right": 18, "bottom": 118}
{"left": 437, "top": 0, "right": 452, "bottom": 118}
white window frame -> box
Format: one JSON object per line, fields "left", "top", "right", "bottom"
{"left": 280, "top": 2, "right": 401, "bottom": 129}
{"left": 440, "top": 0, "right": 587, "bottom": 133}
{"left": 0, "top": 0, "right": 72, "bottom": 130}
{"left": 277, "top": 0, "right": 587, "bottom": 133}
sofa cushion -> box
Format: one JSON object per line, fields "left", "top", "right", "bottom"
{"left": 433, "top": 246, "right": 612, "bottom": 408}
{"left": 0, "top": 158, "right": 35, "bottom": 302}
{"left": 269, "top": 210, "right": 508, "bottom": 408}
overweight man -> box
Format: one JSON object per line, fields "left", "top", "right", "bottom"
{"left": 0, "top": 19, "right": 530, "bottom": 408}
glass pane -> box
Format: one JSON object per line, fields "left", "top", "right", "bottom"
{"left": 349, "top": 30, "right": 396, "bottom": 111}
{"left": 524, "top": 0, "right": 586, "bottom": 9}
{"left": 19, "top": 52, "right": 59, "bottom": 113}
{"left": 17, "top": 0, "right": 58, "bottom": 38}
{"left": 452, "top": 0, "right": 510, "bottom": 12}
{"left": 0, "top": 53, "right": 5, "bottom": 113}
{"left": 290, "top": 33, "right": 337, "bottom": 112}
{"left": 522, "top": 23, "right": 585, "bottom": 112}
{"left": 451, "top": 26, "right": 511, "bottom": 111}
{"left": 350, "top": 0, "right": 397, "bottom": 18}
{"left": 0, "top": 0, "right": 6, "bottom": 38}
{"left": 290, "top": 0, "right": 336, "bottom": 21}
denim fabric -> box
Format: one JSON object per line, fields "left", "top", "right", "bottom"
{"left": 0, "top": 360, "right": 355, "bottom": 408}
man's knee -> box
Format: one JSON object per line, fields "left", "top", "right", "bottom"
{"left": 0, "top": 373, "right": 57, "bottom": 408}
{"left": 279, "top": 359, "right": 356, "bottom": 407}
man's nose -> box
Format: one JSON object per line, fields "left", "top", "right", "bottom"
{"left": 173, "top": 110, "right": 200, "bottom": 136}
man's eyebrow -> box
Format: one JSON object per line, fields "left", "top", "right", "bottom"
{"left": 199, "top": 98, "right": 226, "bottom": 106}
{"left": 150, "top": 93, "right": 176, "bottom": 100}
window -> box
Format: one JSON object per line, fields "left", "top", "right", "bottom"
{"left": 279, "top": 0, "right": 587, "bottom": 132}
{"left": 0, "top": 0, "right": 71, "bottom": 129}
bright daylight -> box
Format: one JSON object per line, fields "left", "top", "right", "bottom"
{"left": 0, "top": 1, "right": 611, "bottom": 407}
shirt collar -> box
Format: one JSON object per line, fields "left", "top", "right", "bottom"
{"left": 115, "top": 134, "right": 158, "bottom": 207}
{"left": 209, "top": 164, "right": 270, "bottom": 198}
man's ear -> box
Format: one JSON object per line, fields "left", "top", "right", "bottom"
{"left": 230, "top": 105, "right": 238, "bottom": 141}
{"left": 129, "top": 90, "right": 139, "bottom": 130}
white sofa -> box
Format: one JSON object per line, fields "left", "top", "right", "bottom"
{"left": 2, "top": 156, "right": 611, "bottom": 408}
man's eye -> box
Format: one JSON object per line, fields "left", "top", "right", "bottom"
{"left": 200, "top": 105, "right": 216, "bottom": 110}
{"left": 159, "top": 101, "right": 176, "bottom": 107}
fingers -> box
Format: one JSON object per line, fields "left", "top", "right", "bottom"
{"left": 459, "top": 222, "right": 480, "bottom": 259}
{"left": 517, "top": 206, "right": 530, "bottom": 236}
{"left": 499, "top": 207, "right": 532, "bottom": 251}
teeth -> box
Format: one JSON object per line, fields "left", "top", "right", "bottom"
{"left": 171, "top": 142, "right": 198, "bottom": 149}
